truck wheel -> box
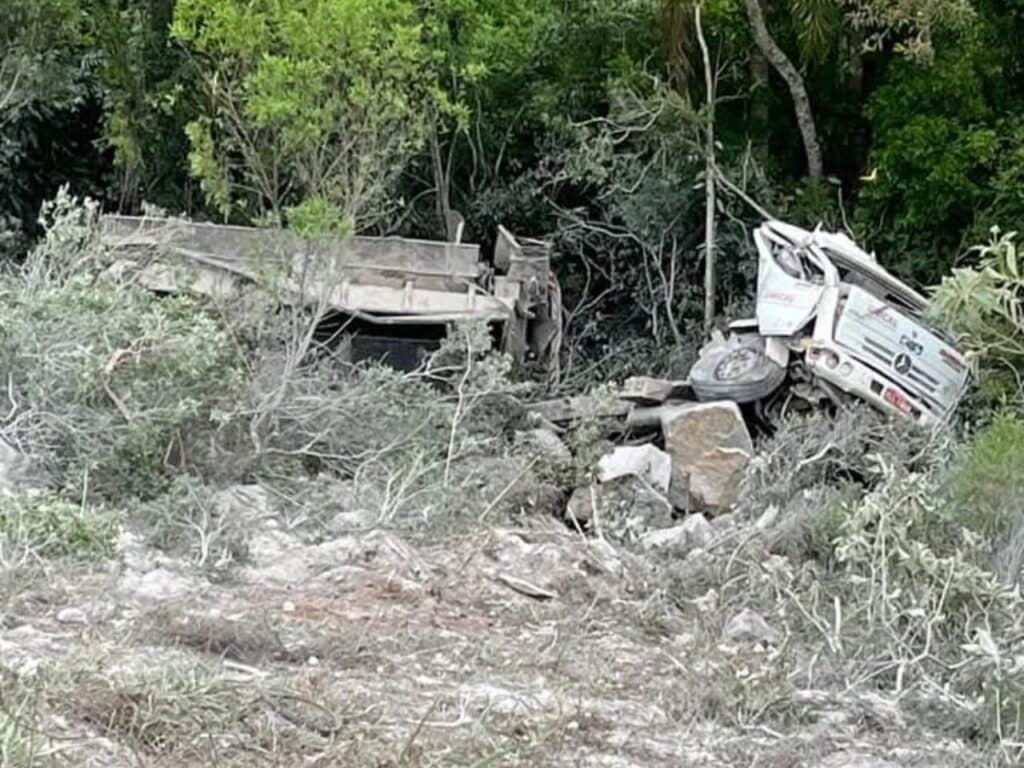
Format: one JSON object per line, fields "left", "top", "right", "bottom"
{"left": 689, "top": 332, "right": 786, "bottom": 404}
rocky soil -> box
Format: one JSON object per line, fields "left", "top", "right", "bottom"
{"left": 0, "top": 482, "right": 986, "bottom": 767}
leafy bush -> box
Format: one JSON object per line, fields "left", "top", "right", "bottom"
{"left": 0, "top": 493, "right": 119, "bottom": 561}
{"left": 835, "top": 469, "right": 1014, "bottom": 625}
{"left": 767, "top": 483, "right": 861, "bottom": 565}
{"left": 950, "top": 411, "right": 1024, "bottom": 538}
{"left": 739, "top": 406, "right": 932, "bottom": 516}
{"left": 931, "top": 229, "right": 1024, "bottom": 402}
{"left": 172, "top": 0, "right": 435, "bottom": 229}
{"left": 0, "top": 277, "right": 243, "bottom": 500}
{"left": 133, "top": 478, "right": 251, "bottom": 573}
{"left": 0, "top": 197, "right": 245, "bottom": 500}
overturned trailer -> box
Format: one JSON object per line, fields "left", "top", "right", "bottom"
{"left": 99, "top": 215, "right": 560, "bottom": 373}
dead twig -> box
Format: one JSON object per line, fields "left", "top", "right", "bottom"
{"left": 495, "top": 573, "right": 557, "bottom": 601}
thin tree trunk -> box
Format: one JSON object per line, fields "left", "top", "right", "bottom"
{"left": 742, "top": 0, "right": 823, "bottom": 180}
{"left": 661, "top": 0, "right": 694, "bottom": 101}
{"left": 430, "top": 128, "right": 453, "bottom": 239}
{"left": 750, "top": 48, "right": 770, "bottom": 165}
{"left": 850, "top": 28, "right": 865, "bottom": 97}
{"left": 696, "top": 5, "right": 716, "bottom": 331}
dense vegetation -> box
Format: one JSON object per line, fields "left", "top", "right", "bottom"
{"left": 7, "top": 5, "right": 1024, "bottom": 763}
{"left": 4, "top": 0, "right": 1024, "bottom": 358}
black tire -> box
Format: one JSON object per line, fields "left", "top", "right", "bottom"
{"left": 689, "top": 333, "right": 786, "bottom": 404}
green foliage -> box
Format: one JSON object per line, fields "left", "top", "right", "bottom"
{"left": 0, "top": 493, "right": 119, "bottom": 561}
{"left": 0, "top": 0, "right": 85, "bottom": 118}
{"left": 0, "top": 673, "right": 46, "bottom": 766}
{"left": 950, "top": 411, "right": 1024, "bottom": 539}
{"left": 172, "top": 0, "right": 436, "bottom": 228}
{"left": 790, "top": 0, "right": 841, "bottom": 63}
{"left": 835, "top": 469, "right": 1012, "bottom": 623}
{"left": 856, "top": 47, "right": 1000, "bottom": 278}
{"left": 87, "top": 0, "right": 191, "bottom": 211}
{"left": 1, "top": 202, "right": 244, "bottom": 499}
{"left": 134, "top": 478, "right": 250, "bottom": 572}
{"left": 930, "top": 229, "right": 1024, "bottom": 400}
{"left": 847, "top": 0, "right": 977, "bottom": 63}
{"left": 285, "top": 195, "right": 352, "bottom": 239}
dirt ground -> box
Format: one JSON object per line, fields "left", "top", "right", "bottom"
{"left": 0, "top": 495, "right": 988, "bottom": 768}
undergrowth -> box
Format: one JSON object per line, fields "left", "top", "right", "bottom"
{"left": 724, "top": 407, "right": 1024, "bottom": 760}
{"left": 0, "top": 493, "right": 119, "bottom": 562}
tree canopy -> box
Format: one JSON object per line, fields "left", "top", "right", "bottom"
{"left": 2, "top": 0, "right": 1023, "bottom": 350}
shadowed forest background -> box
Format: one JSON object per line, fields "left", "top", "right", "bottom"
{"left": 4, "top": 0, "right": 1023, "bottom": 376}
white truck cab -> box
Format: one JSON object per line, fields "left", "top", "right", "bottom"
{"left": 690, "top": 221, "right": 969, "bottom": 426}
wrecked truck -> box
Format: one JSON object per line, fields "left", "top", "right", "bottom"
{"left": 689, "top": 221, "right": 969, "bottom": 427}
{"left": 99, "top": 215, "right": 560, "bottom": 375}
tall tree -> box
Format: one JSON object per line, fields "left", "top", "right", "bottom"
{"left": 172, "top": 0, "right": 436, "bottom": 233}
{"left": 742, "top": 0, "right": 824, "bottom": 180}
{"left": 662, "top": 0, "right": 695, "bottom": 98}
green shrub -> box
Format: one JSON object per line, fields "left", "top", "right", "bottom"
{"left": 132, "top": 478, "right": 250, "bottom": 572}
{"left": 950, "top": 411, "right": 1024, "bottom": 539}
{"left": 0, "top": 493, "right": 119, "bottom": 561}
{"left": 768, "top": 484, "right": 861, "bottom": 565}
{"left": 0, "top": 277, "right": 244, "bottom": 501}
{"left": 0, "top": 672, "right": 46, "bottom": 766}
{"left": 739, "top": 406, "right": 931, "bottom": 516}
{"left": 930, "top": 229, "right": 1024, "bottom": 403}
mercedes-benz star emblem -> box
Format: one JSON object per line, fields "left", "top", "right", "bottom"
{"left": 893, "top": 353, "right": 913, "bottom": 375}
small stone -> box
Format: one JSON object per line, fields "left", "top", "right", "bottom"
{"left": 640, "top": 515, "right": 714, "bottom": 553}
{"left": 621, "top": 376, "right": 680, "bottom": 405}
{"left": 56, "top": 608, "right": 87, "bottom": 625}
{"left": 724, "top": 608, "right": 780, "bottom": 645}
{"left": 681, "top": 515, "right": 715, "bottom": 548}
{"left": 597, "top": 445, "right": 672, "bottom": 493}
{"left": 565, "top": 477, "right": 672, "bottom": 530}
{"left": 282, "top": 601, "right": 296, "bottom": 613}
{"left": 756, "top": 505, "right": 779, "bottom": 530}
{"left": 813, "top": 753, "right": 899, "bottom": 768}
{"left": 307, "top": 655, "right": 320, "bottom": 667}
{"left": 515, "top": 428, "right": 572, "bottom": 467}
{"left": 122, "top": 567, "right": 199, "bottom": 602}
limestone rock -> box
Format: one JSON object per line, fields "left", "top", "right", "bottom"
{"left": 724, "top": 608, "right": 780, "bottom": 645}
{"left": 565, "top": 477, "right": 672, "bottom": 530}
{"left": 597, "top": 445, "right": 671, "bottom": 493}
{"left": 755, "top": 504, "right": 779, "bottom": 530}
{"left": 56, "top": 607, "right": 88, "bottom": 625}
{"left": 121, "top": 567, "right": 202, "bottom": 602}
{"left": 814, "top": 754, "right": 898, "bottom": 768}
{"left": 661, "top": 401, "right": 753, "bottom": 512}
{"left": 0, "top": 437, "right": 48, "bottom": 497}
{"left": 640, "top": 515, "right": 714, "bottom": 554}
{"left": 621, "top": 376, "right": 685, "bottom": 405}
{"left": 515, "top": 428, "right": 572, "bottom": 467}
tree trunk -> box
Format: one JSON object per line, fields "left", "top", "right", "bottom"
{"left": 696, "top": 5, "right": 716, "bottom": 331}
{"left": 849, "top": 28, "right": 865, "bottom": 97}
{"left": 742, "top": 0, "right": 823, "bottom": 180}
{"left": 661, "top": 0, "right": 694, "bottom": 100}
{"left": 430, "top": 128, "right": 453, "bottom": 240}
{"left": 750, "top": 48, "right": 770, "bottom": 165}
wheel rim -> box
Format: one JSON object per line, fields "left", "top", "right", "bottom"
{"left": 714, "top": 348, "right": 760, "bottom": 381}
